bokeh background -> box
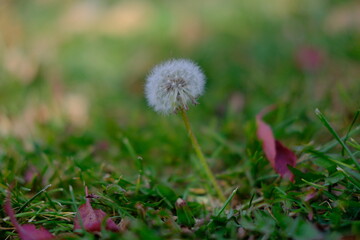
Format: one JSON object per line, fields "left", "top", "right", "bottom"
{"left": 1, "top": 0, "right": 360, "bottom": 180}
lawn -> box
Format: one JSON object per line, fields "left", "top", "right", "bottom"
{"left": 0, "top": 1, "right": 360, "bottom": 239}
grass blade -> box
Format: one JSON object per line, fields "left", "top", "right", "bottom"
{"left": 18, "top": 184, "right": 52, "bottom": 213}
{"left": 216, "top": 187, "right": 238, "bottom": 217}
{"left": 315, "top": 109, "right": 360, "bottom": 171}
{"left": 342, "top": 109, "right": 360, "bottom": 155}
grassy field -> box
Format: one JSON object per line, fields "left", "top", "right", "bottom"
{"left": 1, "top": 0, "right": 360, "bottom": 239}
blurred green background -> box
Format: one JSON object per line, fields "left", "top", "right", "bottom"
{"left": 0, "top": 0, "right": 360, "bottom": 180}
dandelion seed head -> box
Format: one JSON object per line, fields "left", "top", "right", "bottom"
{"left": 145, "top": 59, "right": 205, "bottom": 115}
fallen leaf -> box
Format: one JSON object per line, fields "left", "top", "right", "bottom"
{"left": 295, "top": 46, "right": 324, "bottom": 73}
{"left": 3, "top": 190, "right": 55, "bottom": 240}
{"left": 256, "top": 108, "right": 297, "bottom": 180}
{"left": 74, "top": 187, "right": 119, "bottom": 233}
{"left": 24, "top": 165, "right": 39, "bottom": 184}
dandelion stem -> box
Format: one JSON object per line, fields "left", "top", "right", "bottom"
{"left": 180, "top": 109, "right": 226, "bottom": 202}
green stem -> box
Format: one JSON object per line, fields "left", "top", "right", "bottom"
{"left": 180, "top": 109, "right": 226, "bottom": 202}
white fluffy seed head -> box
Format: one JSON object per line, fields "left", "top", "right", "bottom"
{"left": 145, "top": 59, "right": 206, "bottom": 115}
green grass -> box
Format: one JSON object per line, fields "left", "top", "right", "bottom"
{"left": 1, "top": 0, "right": 360, "bottom": 239}
{"left": 1, "top": 107, "right": 359, "bottom": 239}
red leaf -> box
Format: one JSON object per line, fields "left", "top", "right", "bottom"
{"left": 74, "top": 187, "right": 119, "bottom": 233}
{"left": 295, "top": 46, "right": 324, "bottom": 72}
{"left": 3, "top": 190, "right": 55, "bottom": 240}
{"left": 256, "top": 108, "right": 297, "bottom": 180}
{"left": 24, "top": 165, "right": 39, "bottom": 184}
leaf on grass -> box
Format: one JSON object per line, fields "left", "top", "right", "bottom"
{"left": 74, "top": 187, "right": 119, "bottom": 233}
{"left": 256, "top": 108, "right": 297, "bottom": 181}
{"left": 4, "top": 190, "right": 55, "bottom": 240}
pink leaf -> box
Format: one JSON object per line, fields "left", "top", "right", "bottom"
{"left": 256, "top": 108, "right": 297, "bottom": 181}
{"left": 295, "top": 46, "right": 324, "bottom": 72}
{"left": 74, "top": 187, "right": 119, "bottom": 233}
{"left": 24, "top": 165, "right": 39, "bottom": 184}
{"left": 3, "top": 190, "right": 55, "bottom": 240}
